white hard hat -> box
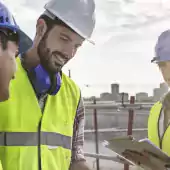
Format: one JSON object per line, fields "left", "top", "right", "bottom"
{"left": 43, "top": 0, "right": 96, "bottom": 43}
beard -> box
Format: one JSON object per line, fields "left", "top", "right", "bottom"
{"left": 37, "top": 33, "right": 66, "bottom": 74}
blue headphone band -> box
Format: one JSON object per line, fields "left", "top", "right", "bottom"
{"left": 30, "top": 64, "right": 61, "bottom": 95}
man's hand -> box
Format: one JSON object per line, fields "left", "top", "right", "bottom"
{"left": 69, "top": 161, "right": 92, "bottom": 170}
{"left": 122, "top": 150, "right": 166, "bottom": 170}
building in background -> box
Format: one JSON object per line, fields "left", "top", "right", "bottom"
{"left": 100, "top": 92, "right": 114, "bottom": 101}
{"left": 110, "top": 83, "right": 119, "bottom": 101}
{"left": 153, "top": 83, "right": 169, "bottom": 101}
{"left": 136, "top": 92, "right": 148, "bottom": 102}
{"left": 160, "top": 82, "right": 168, "bottom": 95}
{"left": 118, "top": 92, "right": 129, "bottom": 102}
{"left": 100, "top": 83, "right": 129, "bottom": 101}
{"left": 111, "top": 83, "right": 119, "bottom": 95}
{"left": 83, "top": 82, "right": 169, "bottom": 103}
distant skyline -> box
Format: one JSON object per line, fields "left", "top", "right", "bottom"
{"left": 79, "top": 81, "right": 166, "bottom": 97}
{"left": 3, "top": 0, "right": 170, "bottom": 97}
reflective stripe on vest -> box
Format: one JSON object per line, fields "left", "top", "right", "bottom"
{"left": 0, "top": 58, "right": 80, "bottom": 170}
{"left": 0, "top": 132, "right": 71, "bottom": 149}
{"left": 148, "top": 102, "right": 170, "bottom": 156}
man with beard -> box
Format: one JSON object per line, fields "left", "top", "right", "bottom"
{"left": 0, "top": 0, "right": 96, "bottom": 170}
{"left": 0, "top": 2, "right": 32, "bottom": 102}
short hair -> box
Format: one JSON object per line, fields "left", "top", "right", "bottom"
{"left": 38, "top": 14, "right": 75, "bottom": 33}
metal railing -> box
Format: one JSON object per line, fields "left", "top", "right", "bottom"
{"left": 84, "top": 152, "right": 134, "bottom": 165}
{"left": 84, "top": 103, "right": 153, "bottom": 110}
{"left": 83, "top": 96, "right": 148, "bottom": 170}
{"left": 84, "top": 128, "right": 147, "bottom": 133}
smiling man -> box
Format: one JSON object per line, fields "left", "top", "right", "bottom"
{"left": 0, "top": 0, "right": 96, "bottom": 170}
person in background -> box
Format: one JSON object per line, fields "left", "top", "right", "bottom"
{"left": 0, "top": 0, "right": 96, "bottom": 170}
{"left": 0, "top": 2, "right": 31, "bottom": 101}
{"left": 148, "top": 29, "right": 170, "bottom": 157}
{"left": 122, "top": 30, "right": 170, "bottom": 170}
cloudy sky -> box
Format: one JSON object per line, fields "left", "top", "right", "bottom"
{"left": 3, "top": 0, "right": 170, "bottom": 97}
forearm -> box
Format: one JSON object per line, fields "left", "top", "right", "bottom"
{"left": 70, "top": 160, "right": 91, "bottom": 170}
{"left": 71, "top": 94, "right": 91, "bottom": 170}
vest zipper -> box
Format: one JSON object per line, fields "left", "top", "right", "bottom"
{"left": 38, "top": 119, "right": 42, "bottom": 170}
{"left": 37, "top": 94, "right": 48, "bottom": 170}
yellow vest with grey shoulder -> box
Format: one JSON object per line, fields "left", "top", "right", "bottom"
{"left": 0, "top": 57, "right": 80, "bottom": 170}
{"left": 148, "top": 101, "right": 170, "bottom": 156}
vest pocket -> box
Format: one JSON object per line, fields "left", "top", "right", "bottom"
{"left": 41, "top": 145, "right": 71, "bottom": 170}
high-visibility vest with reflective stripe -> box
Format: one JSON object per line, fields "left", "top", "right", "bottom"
{"left": 0, "top": 58, "right": 80, "bottom": 170}
{"left": 148, "top": 101, "right": 170, "bottom": 156}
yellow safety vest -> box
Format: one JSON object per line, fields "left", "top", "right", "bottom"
{"left": 148, "top": 101, "right": 170, "bottom": 156}
{"left": 0, "top": 161, "right": 2, "bottom": 170}
{"left": 0, "top": 58, "right": 80, "bottom": 170}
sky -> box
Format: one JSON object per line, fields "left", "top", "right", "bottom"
{"left": 3, "top": 0, "right": 170, "bottom": 97}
